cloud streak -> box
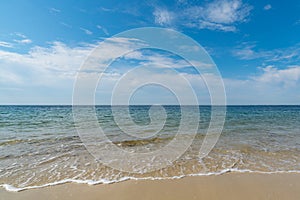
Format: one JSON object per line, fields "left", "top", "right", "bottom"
{"left": 1, "top": 33, "right": 33, "bottom": 47}
{"left": 96, "top": 25, "right": 109, "bottom": 36}
{"left": 233, "top": 43, "right": 300, "bottom": 65}
{"left": 0, "top": 41, "right": 13, "bottom": 48}
{"left": 14, "top": 39, "right": 32, "bottom": 44}
{"left": 264, "top": 4, "right": 272, "bottom": 10}
{"left": 80, "top": 28, "right": 93, "bottom": 35}
{"left": 49, "top": 7, "right": 61, "bottom": 14}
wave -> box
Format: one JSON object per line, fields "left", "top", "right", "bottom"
{"left": 113, "top": 136, "right": 172, "bottom": 147}
{"left": 0, "top": 135, "right": 81, "bottom": 147}
{"left": 2, "top": 169, "right": 300, "bottom": 192}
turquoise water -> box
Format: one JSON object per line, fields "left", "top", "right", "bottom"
{"left": 0, "top": 105, "right": 300, "bottom": 191}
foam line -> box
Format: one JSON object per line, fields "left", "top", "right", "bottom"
{"left": 1, "top": 169, "right": 300, "bottom": 192}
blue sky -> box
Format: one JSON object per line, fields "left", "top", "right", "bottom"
{"left": 0, "top": 0, "right": 300, "bottom": 104}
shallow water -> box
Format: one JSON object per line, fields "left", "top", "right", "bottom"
{"left": 0, "top": 105, "right": 300, "bottom": 191}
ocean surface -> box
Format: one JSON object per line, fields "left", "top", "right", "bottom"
{"left": 0, "top": 105, "right": 300, "bottom": 191}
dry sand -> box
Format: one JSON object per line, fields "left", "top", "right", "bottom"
{"left": 1, "top": 172, "right": 300, "bottom": 200}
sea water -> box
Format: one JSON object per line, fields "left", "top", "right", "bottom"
{"left": 0, "top": 105, "right": 299, "bottom": 191}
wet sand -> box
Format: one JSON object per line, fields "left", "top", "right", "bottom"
{"left": 1, "top": 172, "right": 300, "bottom": 200}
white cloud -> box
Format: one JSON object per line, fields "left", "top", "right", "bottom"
{"left": 233, "top": 43, "right": 300, "bottom": 64}
{"left": 187, "top": 20, "right": 237, "bottom": 32}
{"left": 1, "top": 38, "right": 300, "bottom": 105}
{"left": 123, "top": 51, "right": 188, "bottom": 68}
{"left": 97, "top": 67, "right": 210, "bottom": 105}
{"left": 253, "top": 66, "right": 300, "bottom": 87}
{"left": 15, "top": 33, "right": 26, "bottom": 38}
{"left": 0, "top": 68, "right": 23, "bottom": 84}
{"left": 153, "top": 0, "right": 252, "bottom": 32}
{"left": 49, "top": 7, "right": 61, "bottom": 13}
{"left": 98, "top": 64, "right": 300, "bottom": 105}
{"left": 232, "top": 43, "right": 259, "bottom": 59}
{"left": 80, "top": 28, "right": 93, "bottom": 35}
{"left": 96, "top": 25, "right": 109, "bottom": 36}
{"left": 225, "top": 66, "right": 300, "bottom": 104}
{"left": 203, "top": 0, "right": 252, "bottom": 24}
{"left": 14, "top": 39, "right": 32, "bottom": 44}
{"left": 99, "top": 7, "right": 115, "bottom": 12}
{"left": 264, "top": 4, "right": 272, "bottom": 10}
{"left": 0, "top": 41, "right": 13, "bottom": 48}
{"left": 187, "top": 0, "right": 252, "bottom": 31}
{"left": 0, "top": 42, "right": 93, "bottom": 88}
{"left": 123, "top": 50, "right": 213, "bottom": 69}
{"left": 0, "top": 38, "right": 147, "bottom": 88}
{"left": 7, "top": 33, "right": 33, "bottom": 46}
{"left": 60, "top": 22, "right": 72, "bottom": 28}
{"left": 0, "top": 38, "right": 214, "bottom": 104}
{"left": 153, "top": 8, "right": 174, "bottom": 26}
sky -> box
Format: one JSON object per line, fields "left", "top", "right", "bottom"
{"left": 0, "top": 0, "right": 300, "bottom": 105}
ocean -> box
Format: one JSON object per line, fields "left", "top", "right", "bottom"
{"left": 0, "top": 105, "right": 300, "bottom": 191}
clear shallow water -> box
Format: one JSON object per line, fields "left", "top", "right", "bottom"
{"left": 0, "top": 105, "right": 300, "bottom": 191}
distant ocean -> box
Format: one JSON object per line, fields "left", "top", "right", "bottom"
{"left": 1, "top": 105, "right": 300, "bottom": 191}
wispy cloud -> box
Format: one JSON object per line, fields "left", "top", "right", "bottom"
{"left": 12, "top": 33, "right": 32, "bottom": 45}
{"left": 60, "top": 22, "right": 72, "bottom": 28}
{"left": 201, "top": 0, "right": 251, "bottom": 24}
{"left": 123, "top": 50, "right": 212, "bottom": 69}
{"left": 232, "top": 43, "right": 300, "bottom": 64}
{"left": 186, "top": 20, "right": 236, "bottom": 32}
{"left": 0, "top": 38, "right": 147, "bottom": 87}
{"left": 14, "top": 39, "right": 32, "bottom": 44}
{"left": 99, "top": 7, "right": 115, "bottom": 12}
{"left": 0, "top": 42, "right": 92, "bottom": 87}
{"left": 106, "top": 63, "right": 300, "bottom": 105}
{"left": 153, "top": 8, "right": 174, "bottom": 26}
{"left": 0, "top": 41, "right": 13, "bottom": 48}
{"left": 0, "top": 68, "right": 23, "bottom": 84}
{"left": 1, "top": 38, "right": 299, "bottom": 104}
{"left": 49, "top": 7, "right": 61, "bottom": 14}
{"left": 224, "top": 65, "right": 300, "bottom": 104}
{"left": 185, "top": 0, "right": 252, "bottom": 32}
{"left": 96, "top": 25, "right": 109, "bottom": 36}
{"left": 153, "top": 0, "right": 252, "bottom": 32}
{"left": 0, "top": 38, "right": 212, "bottom": 104}
{"left": 232, "top": 42, "right": 260, "bottom": 59}
{"left": 98, "top": 5, "right": 141, "bottom": 16}
{"left": 264, "top": 4, "right": 272, "bottom": 10}
{"left": 15, "top": 33, "right": 26, "bottom": 38}
{"left": 253, "top": 66, "right": 300, "bottom": 87}
{"left": 295, "top": 20, "right": 300, "bottom": 25}
{"left": 80, "top": 28, "right": 93, "bottom": 35}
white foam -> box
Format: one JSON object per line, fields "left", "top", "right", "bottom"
{"left": 1, "top": 169, "right": 300, "bottom": 192}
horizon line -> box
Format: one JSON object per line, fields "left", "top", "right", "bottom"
{"left": 0, "top": 104, "right": 300, "bottom": 106}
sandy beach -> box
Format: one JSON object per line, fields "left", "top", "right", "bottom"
{"left": 1, "top": 172, "right": 300, "bottom": 200}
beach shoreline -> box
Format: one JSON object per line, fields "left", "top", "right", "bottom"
{"left": 1, "top": 172, "right": 300, "bottom": 200}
